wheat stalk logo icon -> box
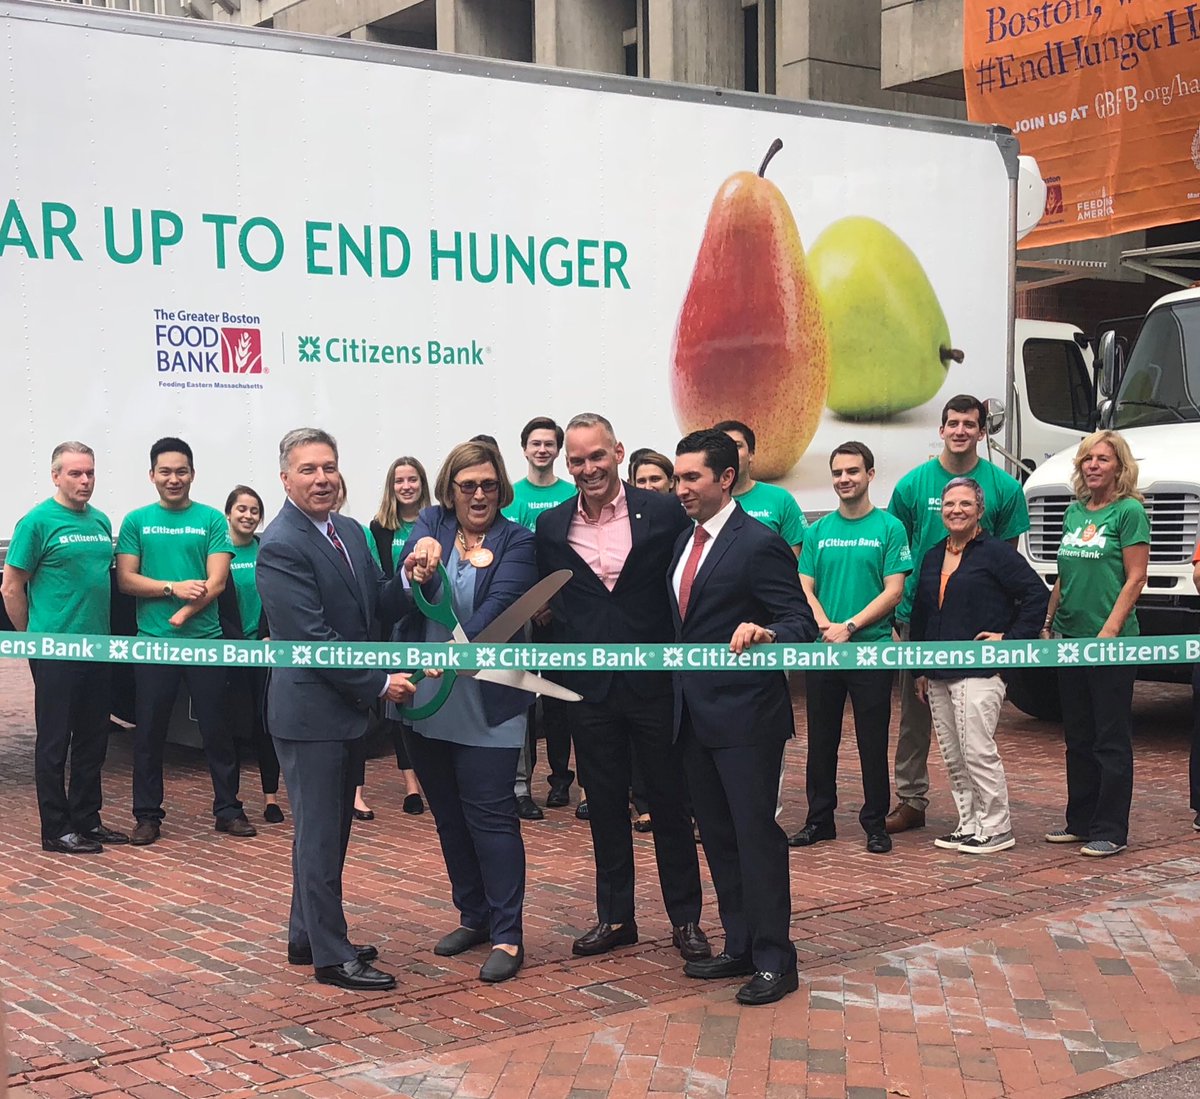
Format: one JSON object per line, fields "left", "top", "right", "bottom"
{"left": 233, "top": 331, "right": 252, "bottom": 372}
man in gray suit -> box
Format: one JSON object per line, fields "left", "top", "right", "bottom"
{"left": 257, "top": 428, "right": 438, "bottom": 991}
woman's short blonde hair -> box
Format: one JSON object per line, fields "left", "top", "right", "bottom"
{"left": 1070, "top": 430, "right": 1143, "bottom": 503}
{"left": 433, "top": 441, "right": 515, "bottom": 509}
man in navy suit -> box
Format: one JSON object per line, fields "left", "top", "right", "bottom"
{"left": 669, "top": 429, "right": 818, "bottom": 1006}
{"left": 257, "top": 427, "right": 435, "bottom": 991}
{"left": 536, "top": 413, "right": 709, "bottom": 963}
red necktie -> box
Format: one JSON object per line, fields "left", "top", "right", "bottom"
{"left": 326, "top": 520, "right": 353, "bottom": 571}
{"left": 677, "top": 526, "right": 710, "bottom": 621}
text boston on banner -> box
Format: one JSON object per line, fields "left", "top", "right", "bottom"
{"left": 964, "top": 0, "right": 1200, "bottom": 247}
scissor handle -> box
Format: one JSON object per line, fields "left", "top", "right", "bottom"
{"left": 398, "top": 667, "right": 458, "bottom": 721}
{"left": 400, "top": 563, "right": 459, "bottom": 720}
{"left": 412, "top": 563, "right": 459, "bottom": 630}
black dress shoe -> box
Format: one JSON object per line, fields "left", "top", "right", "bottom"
{"left": 82, "top": 825, "right": 130, "bottom": 845}
{"left": 314, "top": 958, "right": 396, "bottom": 991}
{"left": 672, "top": 922, "right": 712, "bottom": 961}
{"left": 633, "top": 816, "right": 653, "bottom": 833}
{"left": 402, "top": 794, "right": 425, "bottom": 815}
{"left": 42, "top": 832, "right": 103, "bottom": 854}
{"left": 788, "top": 822, "right": 836, "bottom": 847}
{"left": 572, "top": 921, "right": 638, "bottom": 956}
{"left": 263, "top": 804, "right": 285, "bottom": 824}
{"left": 736, "top": 968, "right": 799, "bottom": 1005}
{"left": 480, "top": 945, "right": 524, "bottom": 983}
{"left": 866, "top": 832, "right": 893, "bottom": 854}
{"left": 516, "top": 795, "right": 544, "bottom": 821}
{"left": 433, "top": 926, "right": 491, "bottom": 956}
{"left": 545, "top": 784, "right": 570, "bottom": 809}
{"left": 215, "top": 816, "right": 257, "bottom": 837}
{"left": 352, "top": 808, "right": 375, "bottom": 821}
{"left": 683, "top": 951, "right": 755, "bottom": 979}
{"left": 289, "top": 942, "right": 378, "bottom": 966}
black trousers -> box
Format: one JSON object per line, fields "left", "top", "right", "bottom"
{"left": 804, "top": 669, "right": 894, "bottom": 834}
{"left": 30, "top": 660, "right": 112, "bottom": 841}
{"left": 406, "top": 733, "right": 525, "bottom": 945}
{"left": 1058, "top": 664, "right": 1136, "bottom": 845}
{"left": 273, "top": 734, "right": 363, "bottom": 967}
{"left": 680, "top": 706, "right": 796, "bottom": 976}
{"left": 227, "top": 667, "right": 279, "bottom": 795}
{"left": 133, "top": 662, "right": 243, "bottom": 822}
{"left": 571, "top": 674, "right": 701, "bottom": 927}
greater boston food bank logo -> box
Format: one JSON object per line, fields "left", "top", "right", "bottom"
{"left": 154, "top": 309, "right": 265, "bottom": 374}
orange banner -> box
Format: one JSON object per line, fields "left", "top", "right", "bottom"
{"left": 964, "top": 0, "right": 1200, "bottom": 247}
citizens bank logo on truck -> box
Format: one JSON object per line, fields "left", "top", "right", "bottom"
{"left": 295, "top": 333, "right": 486, "bottom": 366}
{"left": 153, "top": 308, "right": 267, "bottom": 379}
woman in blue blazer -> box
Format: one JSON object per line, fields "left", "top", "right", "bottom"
{"left": 391, "top": 440, "right": 536, "bottom": 983}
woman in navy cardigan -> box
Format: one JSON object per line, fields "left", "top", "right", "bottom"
{"left": 910, "top": 477, "right": 1048, "bottom": 856}
{"left": 391, "top": 440, "right": 537, "bottom": 983}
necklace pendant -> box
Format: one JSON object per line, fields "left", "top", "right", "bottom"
{"left": 467, "top": 547, "right": 494, "bottom": 568}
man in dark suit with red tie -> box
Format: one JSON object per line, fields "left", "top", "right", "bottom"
{"left": 670, "top": 429, "right": 818, "bottom": 1005}
{"left": 535, "top": 413, "right": 709, "bottom": 963}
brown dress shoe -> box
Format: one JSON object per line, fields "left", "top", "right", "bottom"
{"left": 884, "top": 804, "right": 926, "bottom": 834}
{"left": 130, "top": 820, "right": 160, "bottom": 846}
{"left": 215, "top": 816, "right": 258, "bottom": 837}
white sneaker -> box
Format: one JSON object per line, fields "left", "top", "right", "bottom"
{"left": 959, "top": 831, "right": 1016, "bottom": 854}
{"left": 934, "top": 831, "right": 974, "bottom": 850}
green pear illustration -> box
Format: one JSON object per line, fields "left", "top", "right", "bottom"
{"left": 807, "top": 216, "right": 963, "bottom": 420}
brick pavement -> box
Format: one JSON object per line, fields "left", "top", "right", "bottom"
{"left": 3, "top": 660, "right": 1200, "bottom": 1098}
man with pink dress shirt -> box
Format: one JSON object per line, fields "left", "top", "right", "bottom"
{"left": 534, "top": 413, "right": 710, "bottom": 962}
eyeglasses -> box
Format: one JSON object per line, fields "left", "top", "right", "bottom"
{"left": 453, "top": 479, "right": 500, "bottom": 497}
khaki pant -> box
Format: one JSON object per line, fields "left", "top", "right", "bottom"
{"left": 927, "top": 675, "right": 1012, "bottom": 837}
{"left": 894, "top": 620, "right": 932, "bottom": 811}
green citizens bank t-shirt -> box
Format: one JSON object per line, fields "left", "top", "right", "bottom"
{"left": 365, "top": 519, "right": 416, "bottom": 572}
{"left": 1054, "top": 496, "right": 1150, "bottom": 638}
{"left": 799, "top": 508, "right": 912, "bottom": 642}
{"left": 503, "top": 478, "right": 577, "bottom": 531}
{"left": 6, "top": 498, "right": 113, "bottom": 634}
{"left": 888, "top": 456, "right": 1029, "bottom": 622}
{"left": 116, "top": 501, "right": 234, "bottom": 639}
{"left": 229, "top": 539, "right": 262, "bottom": 638}
{"left": 734, "top": 481, "right": 808, "bottom": 547}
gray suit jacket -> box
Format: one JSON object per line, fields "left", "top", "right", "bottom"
{"left": 257, "top": 501, "right": 409, "bottom": 742}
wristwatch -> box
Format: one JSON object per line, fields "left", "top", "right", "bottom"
{"left": 846, "top": 620, "right": 858, "bottom": 636}
{"left": 163, "top": 583, "right": 174, "bottom": 597}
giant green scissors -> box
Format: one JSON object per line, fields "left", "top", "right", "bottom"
{"left": 399, "top": 563, "right": 582, "bottom": 720}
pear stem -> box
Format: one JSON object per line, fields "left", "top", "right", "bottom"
{"left": 758, "top": 139, "right": 783, "bottom": 178}
{"left": 941, "top": 346, "right": 966, "bottom": 364}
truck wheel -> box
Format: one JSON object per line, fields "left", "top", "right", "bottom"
{"left": 1004, "top": 669, "right": 1062, "bottom": 721}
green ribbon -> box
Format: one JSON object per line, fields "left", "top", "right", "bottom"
{"left": 3, "top": 633, "right": 1199, "bottom": 671}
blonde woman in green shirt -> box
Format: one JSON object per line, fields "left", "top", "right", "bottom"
{"left": 367, "top": 457, "right": 431, "bottom": 815}
{"left": 1041, "top": 431, "right": 1149, "bottom": 858}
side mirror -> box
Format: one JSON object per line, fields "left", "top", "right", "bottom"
{"left": 984, "top": 397, "right": 1005, "bottom": 436}
{"left": 1098, "top": 398, "right": 1114, "bottom": 428}
{"left": 1098, "top": 330, "right": 1124, "bottom": 398}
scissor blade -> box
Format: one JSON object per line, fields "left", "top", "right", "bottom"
{"left": 472, "top": 569, "right": 573, "bottom": 644}
{"left": 473, "top": 668, "right": 583, "bottom": 701}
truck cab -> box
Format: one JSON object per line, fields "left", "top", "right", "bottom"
{"left": 1017, "top": 287, "right": 1200, "bottom": 714}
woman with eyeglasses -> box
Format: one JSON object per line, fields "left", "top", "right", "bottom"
{"left": 390, "top": 440, "right": 537, "bottom": 983}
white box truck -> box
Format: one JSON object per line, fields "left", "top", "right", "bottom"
{"left": 1, "top": 0, "right": 1089, "bottom": 544}
{"left": 1014, "top": 284, "right": 1200, "bottom": 718}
